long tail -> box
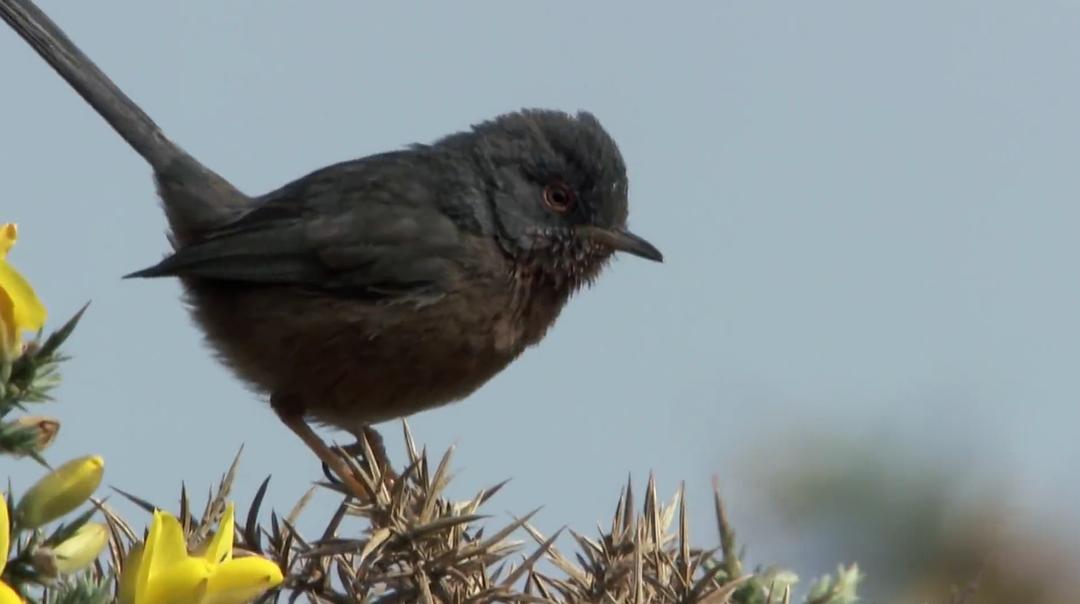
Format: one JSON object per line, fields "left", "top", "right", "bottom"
{"left": 0, "top": 0, "right": 250, "bottom": 242}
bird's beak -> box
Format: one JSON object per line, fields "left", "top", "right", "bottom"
{"left": 576, "top": 226, "right": 663, "bottom": 262}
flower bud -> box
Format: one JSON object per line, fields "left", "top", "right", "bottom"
{"left": 53, "top": 522, "right": 109, "bottom": 574}
{"left": 11, "top": 416, "right": 60, "bottom": 454}
{"left": 15, "top": 455, "right": 104, "bottom": 528}
{"left": 29, "top": 547, "right": 59, "bottom": 580}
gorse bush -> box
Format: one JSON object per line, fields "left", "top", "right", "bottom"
{"left": 0, "top": 221, "right": 861, "bottom": 603}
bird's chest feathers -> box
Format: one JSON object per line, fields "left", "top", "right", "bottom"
{"left": 491, "top": 263, "right": 571, "bottom": 353}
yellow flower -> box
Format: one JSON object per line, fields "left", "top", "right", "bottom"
{"left": 120, "top": 503, "right": 283, "bottom": 604}
{"left": 0, "top": 223, "right": 47, "bottom": 362}
{"left": 15, "top": 455, "right": 104, "bottom": 529}
{"left": 0, "top": 494, "right": 25, "bottom": 603}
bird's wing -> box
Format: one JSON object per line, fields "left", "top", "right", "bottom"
{"left": 126, "top": 160, "right": 468, "bottom": 303}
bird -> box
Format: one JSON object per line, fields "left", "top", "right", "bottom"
{"left": 1, "top": 0, "right": 661, "bottom": 496}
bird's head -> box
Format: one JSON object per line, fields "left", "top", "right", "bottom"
{"left": 458, "top": 109, "right": 661, "bottom": 290}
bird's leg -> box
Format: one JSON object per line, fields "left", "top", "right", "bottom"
{"left": 270, "top": 395, "right": 372, "bottom": 500}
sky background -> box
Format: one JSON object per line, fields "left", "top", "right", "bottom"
{"left": 3, "top": 1, "right": 1079, "bottom": 600}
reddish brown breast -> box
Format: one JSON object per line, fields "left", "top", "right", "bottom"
{"left": 182, "top": 242, "right": 572, "bottom": 434}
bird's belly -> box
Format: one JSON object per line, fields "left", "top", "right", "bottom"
{"left": 185, "top": 281, "right": 533, "bottom": 432}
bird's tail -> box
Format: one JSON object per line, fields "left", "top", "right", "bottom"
{"left": 0, "top": 0, "right": 250, "bottom": 243}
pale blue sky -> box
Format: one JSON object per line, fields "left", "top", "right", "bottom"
{"left": 3, "top": 1, "right": 1079, "bottom": 598}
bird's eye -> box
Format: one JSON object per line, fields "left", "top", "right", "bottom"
{"left": 542, "top": 182, "right": 576, "bottom": 213}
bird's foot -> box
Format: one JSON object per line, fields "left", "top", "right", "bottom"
{"left": 323, "top": 426, "right": 398, "bottom": 492}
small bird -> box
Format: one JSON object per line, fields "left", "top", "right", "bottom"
{"left": 1, "top": 1, "right": 661, "bottom": 494}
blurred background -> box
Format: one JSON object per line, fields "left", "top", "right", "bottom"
{"left": 2, "top": 1, "right": 1079, "bottom": 601}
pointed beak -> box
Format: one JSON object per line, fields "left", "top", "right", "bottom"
{"left": 576, "top": 226, "right": 664, "bottom": 262}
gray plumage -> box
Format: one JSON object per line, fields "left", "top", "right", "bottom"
{"left": 2, "top": 0, "right": 661, "bottom": 442}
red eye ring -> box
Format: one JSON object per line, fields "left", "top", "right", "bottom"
{"left": 542, "top": 182, "right": 575, "bottom": 213}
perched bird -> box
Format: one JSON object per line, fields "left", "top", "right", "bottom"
{"left": 0, "top": 0, "right": 661, "bottom": 495}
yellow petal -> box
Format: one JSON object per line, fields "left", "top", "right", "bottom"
{"left": 139, "top": 510, "right": 190, "bottom": 599}
{"left": 118, "top": 542, "right": 144, "bottom": 604}
{"left": 203, "top": 503, "right": 235, "bottom": 564}
{"left": 0, "top": 493, "right": 9, "bottom": 576}
{"left": 0, "top": 581, "right": 22, "bottom": 604}
{"left": 137, "top": 515, "right": 162, "bottom": 597}
{"left": 0, "top": 262, "right": 46, "bottom": 333}
{"left": 0, "top": 289, "right": 16, "bottom": 361}
{"left": 203, "top": 557, "right": 283, "bottom": 604}
{"left": 0, "top": 224, "right": 15, "bottom": 260}
{"left": 0, "top": 223, "right": 44, "bottom": 335}
{"left": 138, "top": 557, "right": 211, "bottom": 604}
{"left": 53, "top": 522, "right": 108, "bottom": 574}
{"left": 137, "top": 512, "right": 214, "bottom": 604}
{"left": 15, "top": 455, "right": 104, "bottom": 528}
